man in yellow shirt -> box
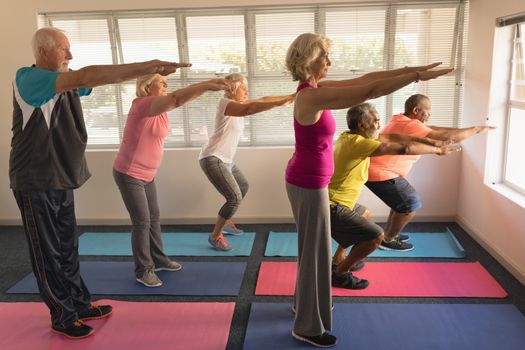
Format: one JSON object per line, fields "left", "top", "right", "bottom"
{"left": 329, "top": 103, "right": 460, "bottom": 289}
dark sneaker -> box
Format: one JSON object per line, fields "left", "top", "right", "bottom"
{"left": 332, "top": 260, "right": 364, "bottom": 272}
{"left": 51, "top": 320, "right": 94, "bottom": 339}
{"left": 154, "top": 260, "right": 182, "bottom": 272}
{"left": 78, "top": 303, "right": 113, "bottom": 320}
{"left": 292, "top": 331, "right": 337, "bottom": 348}
{"left": 332, "top": 271, "right": 369, "bottom": 289}
{"left": 379, "top": 239, "right": 414, "bottom": 252}
{"left": 398, "top": 233, "right": 410, "bottom": 242}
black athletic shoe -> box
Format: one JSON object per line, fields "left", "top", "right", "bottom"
{"left": 332, "top": 271, "right": 369, "bottom": 289}
{"left": 51, "top": 320, "right": 94, "bottom": 339}
{"left": 398, "top": 233, "right": 410, "bottom": 242}
{"left": 78, "top": 303, "right": 113, "bottom": 321}
{"left": 292, "top": 331, "right": 337, "bottom": 348}
{"left": 332, "top": 260, "right": 365, "bottom": 273}
{"left": 379, "top": 239, "right": 414, "bottom": 252}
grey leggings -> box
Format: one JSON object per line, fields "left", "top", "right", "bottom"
{"left": 113, "top": 169, "right": 170, "bottom": 277}
{"left": 286, "top": 182, "right": 333, "bottom": 336}
{"left": 199, "top": 156, "right": 249, "bottom": 220}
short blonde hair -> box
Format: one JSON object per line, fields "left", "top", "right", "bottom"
{"left": 285, "top": 33, "right": 332, "bottom": 81}
{"left": 224, "top": 73, "right": 248, "bottom": 98}
{"left": 136, "top": 74, "right": 159, "bottom": 97}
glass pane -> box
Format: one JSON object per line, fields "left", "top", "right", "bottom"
{"left": 255, "top": 12, "right": 315, "bottom": 73}
{"left": 52, "top": 19, "right": 120, "bottom": 146}
{"left": 326, "top": 9, "right": 386, "bottom": 73}
{"left": 186, "top": 15, "right": 246, "bottom": 77}
{"left": 118, "top": 17, "right": 179, "bottom": 63}
{"left": 394, "top": 8, "right": 457, "bottom": 67}
{"left": 249, "top": 78, "right": 298, "bottom": 145}
{"left": 391, "top": 75, "right": 456, "bottom": 127}
{"left": 505, "top": 107, "right": 525, "bottom": 191}
{"left": 511, "top": 24, "right": 525, "bottom": 102}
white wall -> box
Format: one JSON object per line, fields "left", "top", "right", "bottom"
{"left": 0, "top": 0, "right": 461, "bottom": 225}
{"left": 458, "top": 0, "right": 525, "bottom": 284}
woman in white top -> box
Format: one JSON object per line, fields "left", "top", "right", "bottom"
{"left": 199, "top": 73, "right": 294, "bottom": 251}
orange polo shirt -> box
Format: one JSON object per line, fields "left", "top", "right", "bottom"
{"left": 368, "top": 114, "right": 432, "bottom": 181}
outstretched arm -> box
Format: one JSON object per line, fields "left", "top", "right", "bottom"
{"left": 319, "top": 62, "right": 442, "bottom": 88}
{"left": 147, "top": 79, "right": 236, "bottom": 116}
{"left": 379, "top": 133, "right": 450, "bottom": 147}
{"left": 426, "top": 125, "right": 496, "bottom": 142}
{"left": 370, "top": 141, "right": 462, "bottom": 157}
{"left": 296, "top": 68, "right": 453, "bottom": 125}
{"left": 225, "top": 94, "right": 294, "bottom": 117}
{"left": 55, "top": 60, "right": 191, "bottom": 93}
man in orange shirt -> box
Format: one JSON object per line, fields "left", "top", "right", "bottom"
{"left": 366, "top": 94, "right": 494, "bottom": 251}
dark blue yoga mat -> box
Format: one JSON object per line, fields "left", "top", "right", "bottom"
{"left": 7, "top": 261, "right": 245, "bottom": 296}
{"left": 265, "top": 229, "right": 465, "bottom": 258}
{"left": 244, "top": 303, "right": 525, "bottom": 350}
{"left": 79, "top": 232, "right": 255, "bottom": 256}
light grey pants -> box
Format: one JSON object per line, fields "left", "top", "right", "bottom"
{"left": 113, "top": 169, "right": 170, "bottom": 277}
{"left": 199, "top": 156, "right": 249, "bottom": 220}
{"left": 286, "top": 182, "right": 333, "bottom": 336}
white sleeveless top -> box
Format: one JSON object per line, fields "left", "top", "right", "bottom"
{"left": 198, "top": 98, "right": 245, "bottom": 163}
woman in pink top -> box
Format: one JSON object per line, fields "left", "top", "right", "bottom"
{"left": 113, "top": 73, "right": 234, "bottom": 287}
{"left": 284, "top": 33, "right": 452, "bottom": 348}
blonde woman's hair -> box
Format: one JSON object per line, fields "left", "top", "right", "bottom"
{"left": 285, "top": 33, "right": 332, "bottom": 81}
{"left": 136, "top": 74, "right": 159, "bottom": 97}
{"left": 224, "top": 73, "right": 248, "bottom": 98}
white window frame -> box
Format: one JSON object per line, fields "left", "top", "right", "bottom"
{"left": 485, "top": 12, "right": 525, "bottom": 208}
{"left": 40, "top": 0, "right": 468, "bottom": 149}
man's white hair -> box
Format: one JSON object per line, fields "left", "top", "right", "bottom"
{"left": 31, "top": 27, "right": 65, "bottom": 60}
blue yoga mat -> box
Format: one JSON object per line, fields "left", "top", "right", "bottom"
{"left": 7, "top": 261, "right": 245, "bottom": 296}
{"left": 265, "top": 229, "right": 465, "bottom": 258}
{"left": 244, "top": 303, "right": 525, "bottom": 350}
{"left": 79, "top": 232, "right": 255, "bottom": 256}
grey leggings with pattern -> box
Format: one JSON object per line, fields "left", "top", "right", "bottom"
{"left": 199, "top": 156, "right": 249, "bottom": 220}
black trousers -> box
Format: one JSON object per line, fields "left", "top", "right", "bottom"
{"left": 13, "top": 189, "right": 91, "bottom": 328}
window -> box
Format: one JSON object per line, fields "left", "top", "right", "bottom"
{"left": 504, "top": 23, "right": 525, "bottom": 194}
{"left": 42, "top": 1, "right": 468, "bottom": 149}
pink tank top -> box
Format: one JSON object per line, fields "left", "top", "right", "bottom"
{"left": 285, "top": 82, "right": 336, "bottom": 189}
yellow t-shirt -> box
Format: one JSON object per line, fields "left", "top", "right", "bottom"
{"left": 329, "top": 132, "right": 381, "bottom": 209}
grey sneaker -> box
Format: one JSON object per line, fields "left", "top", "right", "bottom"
{"left": 154, "top": 260, "right": 182, "bottom": 272}
{"left": 136, "top": 269, "right": 163, "bottom": 287}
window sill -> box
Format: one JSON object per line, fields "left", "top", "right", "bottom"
{"left": 485, "top": 182, "right": 525, "bottom": 209}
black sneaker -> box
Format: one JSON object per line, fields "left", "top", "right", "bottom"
{"left": 379, "top": 239, "right": 414, "bottom": 252}
{"left": 78, "top": 303, "right": 113, "bottom": 320}
{"left": 51, "top": 320, "right": 94, "bottom": 339}
{"left": 398, "top": 233, "right": 410, "bottom": 242}
{"left": 292, "top": 331, "right": 337, "bottom": 348}
{"left": 331, "top": 260, "right": 364, "bottom": 273}
{"left": 332, "top": 271, "right": 369, "bottom": 289}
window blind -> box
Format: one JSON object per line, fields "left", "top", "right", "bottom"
{"left": 42, "top": 1, "right": 468, "bottom": 149}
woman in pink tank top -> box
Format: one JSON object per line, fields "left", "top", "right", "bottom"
{"left": 284, "top": 33, "right": 452, "bottom": 348}
{"left": 113, "top": 73, "right": 234, "bottom": 288}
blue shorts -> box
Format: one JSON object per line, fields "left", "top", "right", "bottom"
{"left": 365, "top": 177, "right": 422, "bottom": 213}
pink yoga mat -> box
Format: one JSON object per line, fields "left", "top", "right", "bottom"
{"left": 0, "top": 299, "right": 234, "bottom": 350}
{"left": 255, "top": 261, "right": 507, "bottom": 297}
